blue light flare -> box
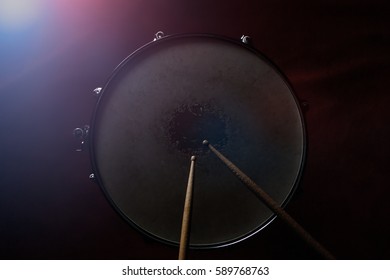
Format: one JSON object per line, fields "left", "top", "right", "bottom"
{"left": 0, "top": 0, "right": 46, "bottom": 31}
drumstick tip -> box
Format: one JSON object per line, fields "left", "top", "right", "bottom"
{"left": 202, "top": 139, "right": 209, "bottom": 146}
{"left": 191, "top": 155, "right": 196, "bottom": 161}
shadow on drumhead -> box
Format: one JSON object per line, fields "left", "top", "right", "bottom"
{"left": 166, "top": 102, "right": 228, "bottom": 156}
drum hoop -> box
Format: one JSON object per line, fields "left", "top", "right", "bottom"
{"left": 89, "top": 33, "right": 307, "bottom": 248}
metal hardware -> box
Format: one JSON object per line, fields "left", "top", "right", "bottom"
{"left": 153, "top": 31, "right": 165, "bottom": 41}
{"left": 89, "top": 173, "right": 95, "bottom": 180}
{"left": 300, "top": 99, "right": 309, "bottom": 113}
{"left": 93, "top": 87, "right": 102, "bottom": 97}
{"left": 240, "top": 35, "right": 252, "bottom": 44}
{"left": 73, "top": 125, "right": 90, "bottom": 152}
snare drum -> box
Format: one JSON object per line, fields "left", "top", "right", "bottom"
{"left": 90, "top": 34, "right": 305, "bottom": 248}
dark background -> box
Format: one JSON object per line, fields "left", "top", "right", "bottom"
{"left": 0, "top": 0, "right": 389, "bottom": 259}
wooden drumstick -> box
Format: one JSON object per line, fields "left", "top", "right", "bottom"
{"left": 178, "top": 155, "right": 196, "bottom": 260}
{"left": 202, "top": 140, "right": 335, "bottom": 260}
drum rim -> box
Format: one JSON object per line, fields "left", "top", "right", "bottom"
{"left": 89, "top": 33, "right": 307, "bottom": 249}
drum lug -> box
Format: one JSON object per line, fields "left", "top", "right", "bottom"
{"left": 73, "top": 125, "right": 89, "bottom": 152}
{"left": 300, "top": 99, "right": 310, "bottom": 113}
{"left": 240, "top": 35, "right": 252, "bottom": 45}
{"left": 92, "top": 87, "right": 102, "bottom": 97}
{"left": 153, "top": 31, "right": 165, "bottom": 41}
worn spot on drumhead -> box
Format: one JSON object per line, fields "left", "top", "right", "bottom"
{"left": 166, "top": 103, "right": 228, "bottom": 155}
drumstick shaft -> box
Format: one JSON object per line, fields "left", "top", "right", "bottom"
{"left": 202, "top": 140, "right": 335, "bottom": 260}
{"left": 178, "top": 156, "right": 196, "bottom": 260}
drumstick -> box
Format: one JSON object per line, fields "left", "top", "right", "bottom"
{"left": 202, "top": 140, "right": 335, "bottom": 260}
{"left": 178, "top": 155, "right": 196, "bottom": 260}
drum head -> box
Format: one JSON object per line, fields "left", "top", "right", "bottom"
{"left": 91, "top": 34, "right": 305, "bottom": 248}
